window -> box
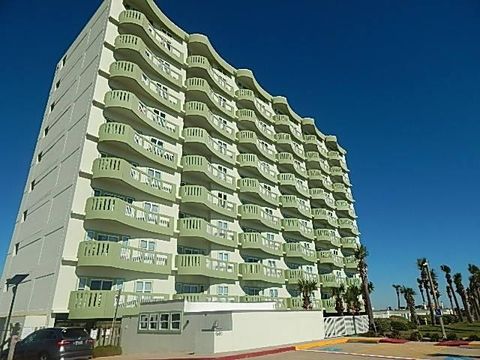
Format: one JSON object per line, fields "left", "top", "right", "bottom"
{"left": 135, "top": 281, "right": 153, "bottom": 293}
{"left": 171, "top": 313, "right": 181, "bottom": 330}
{"left": 217, "top": 192, "right": 227, "bottom": 208}
{"left": 269, "top": 288, "right": 278, "bottom": 298}
{"left": 216, "top": 140, "right": 227, "bottom": 154}
{"left": 140, "top": 240, "right": 155, "bottom": 251}
{"left": 55, "top": 81, "right": 60, "bottom": 90}
{"left": 267, "top": 260, "right": 276, "bottom": 268}
{"left": 160, "top": 313, "right": 169, "bottom": 329}
{"left": 147, "top": 168, "right": 162, "bottom": 179}
{"left": 217, "top": 252, "right": 229, "bottom": 262}
{"left": 30, "top": 180, "right": 36, "bottom": 192}
{"left": 178, "top": 246, "right": 204, "bottom": 255}
{"left": 149, "top": 314, "right": 159, "bottom": 330}
{"left": 217, "top": 285, "right": 228, "bottom": 296}
{"left": 44, "top": 126, "right": 50, "bottom": 137}
{"left": 22, "top": 210, "right": 28, "bottom": 222}
{"left": 49, "top": 102, "right": 56, "bottom": 113}
{"left": 139, "top": 314, "right": 149, "bottom": 330}
{"left": 62, "top": 56, "right": 67, "bottom": 66}
{"left": 90, "top": 279, "right": 113, "bottom": 291}
{"left": 216, "top": 220, "right": 228, "bottom": 238}
{"left": 13, "top": 243, "right": 19, "bottom": 256}
{"left": 37, "top": 152, "right": 43, "bottom": 163}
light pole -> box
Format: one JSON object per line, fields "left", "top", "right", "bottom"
{"left": 1, "top": 274, "right": 28, "bottom": 350}
{"left": 423, "top": 261, "right": 446, "bottom": 339}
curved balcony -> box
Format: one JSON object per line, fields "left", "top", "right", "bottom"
{"left": 240, "top": 295, "right": 288, "bottom": 310}
{"left": 328, "top": 151, "right": 349, "bottom": 171}
{"left": 237, "top": 109, "right": 275, "bottom": 142}
{"left": 303, "top": 135, "right": 329, "bottom": 158}
{"left": 284, "top": 243, "right": 317, "bottom": 263}
{"left": 325, "top": 135, "right": 347, "bottom": 155}
{"left": 315, "top": 229, "right": 342, "bottom": 248}
{"left": 91, "top": 157, "right": 176, "bottom": 202}
{"left": 114, "top": 34, "right": 183, "bottom": 89}
{"left": 319, "top": 274, "right": 343, "bottom": 288}
{"left": 181, "top": 155, "right": 236, "bottom": 191}
{"left": 279, "top": 195, "right": 312, "bottom": 218}
{"left": 285, "top": 269, "right": 319, "bottom": 285}
{"left": 309, "top": 188, "right": 335, "bottom": 209}
{"left": 109, "top": 61, "right": 181, "bottom": 114}
{"left": 239, "top": 233, "right": 283, "bottom": 257}
{"left": 173, "top": 294, "right": 239, "bottom": 303}
{"left": 341, "top": 237, "right": 359, "bottom": 251}
{"left": 237, "top": 154, "right": 277, "bottom": 184}
{"left": 277, "top": 173, "right": 310, "bottom": 198}
{"left": 287, "top": 297, "right": 322, "bottom": 311}
{"left": 76, "top": 241, "right": 171, "bottom": 277}
{"left": 239, "top": 263, "right": 285, "bottom": 285}
{"left": 335, "top": 200, "right": 357, "bottom": 219}
{"left": 275, "top": 133, "right": 305, "bottom": 159}
{"left": 277, "top": 153, "right": 308, "bottom": 179}
{"left": 338, "top": 218, "right": 360, "bottom": 236}
{"left": 178, "top": 218, "right": 238, "bottom": 248}
{"left": 343, "top": 256, "right": 359, "bottom": 271}
{"left": 317, "top": 251, "right": 344, "bottom": 268}
{"left": 186, "top": 78, "right": 236, "bottom": 119}
{"left": 330, "top": 166, "right": 345, "bottom": 181}
{"left": 271, "top": 96, "right": 302, "bottom": 123}
{"left": 273, "top": 115, "right": 304, "bottom": 143}
{"left": 98, "top": 122, "right": 178, "bottom": 170}
{"left": 346, "top": 277, "right": 362, "bottom": 288}
{"left": 343, "top": 174, "right": 352, "bottom": 187}
{"left": 187, "top": 55, "right": 235, "bottom": 97}
{"left": 183, "top": 127, "right": 235, "bottom": 165}
{"left": 311, "top": 208, "right": 338, "bottom": 228}
{"left": 236, "top": 89, "right": 274, "bottom": 123}
{"left": 308, "top": 170, "right": 333, "bottom": 191}
{"left": 176, "top": 255, "right": 238, "bottom": 280}
{"left": 118, "top": 10, "right": 184, "bottom": 64}
{"left": 305, "top": 152, "right": 330, "bottom": 174}
{"left": 282, "top": 219, "right": 315, "bottom": 241}
{"left": 236, "top": 69, "right": 272, "bottom": 105}
{"left": 84, "top": 196, "right": 174, "bottom": 238}
{"left": 237, "top": 131, "right": 276, "bottom": 163}
{"left": 180, "top": 185, "right": 237, "bottom": 218}
{"left": 184, "top": 101, "right": 235, "bottom": 141}
{"left": 322, "top": 297, "right": 336, "bottom": 312}
{"left": 333, "top": 183, "right": 354, "bottom": 202}
{"left": 68, "top": 290, "right": 168, "bottom": 319}
{"left": 238, "top": 178, "right": 279, "bottom": 207}
{"left": 103, "top": 90, "right": 180, "bottom": 141}
{"left": 239, "top": 205, "right": 281, "bottom": 231}
{"left": 188, "top": 34, "right": 236, "bottom": 78}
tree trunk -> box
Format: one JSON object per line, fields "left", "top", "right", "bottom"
{"left": 424, "top": 282, "right": 436, "bottom": 325}
{"left": 352, "top": 313, "right": 357, "bottom": 335}
{"left": 446, "top": 289, "right": 455, "bottom": 319}
{"left": 360, "top": 268, "right": 376, "bottom": 333}
{"left": 396, "top": 291, "right": 401, "bottom": 310}
{"left": 460, "top": 291, "right": 474, "bottom": 323}
{"left": 449, "top": 282, "right": 464, "bottom": 321}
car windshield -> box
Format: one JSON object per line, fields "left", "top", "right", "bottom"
{"left": 62, "top": 328, "right": 88, "bottom": 339}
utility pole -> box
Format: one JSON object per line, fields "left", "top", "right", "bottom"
{"left": 1, "top": 274, "right": 28, "bottom": 351}
{"left": 424, "top": 261, "right": 446, "bottom": 339}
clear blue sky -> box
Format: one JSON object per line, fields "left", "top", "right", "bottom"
{"left": 1, "top": 0, "right": 479, "bottom": 309}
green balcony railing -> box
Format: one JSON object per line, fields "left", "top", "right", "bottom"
{"left": 237, "top": 109, "right": 275, "bottom": 142}
{"left": 317, "top": 251, "right": 344, "bottom": 268}
{"left": 239, "top": 263, "right": 285, "bottom": 284}
{"left": 309, "top": 188, "right": 335, "bottom": 209}
{"left": 275, "top": 133, "right": 305, "bottom": 159}
{"left": 343, "top": 256, "right": 359, "bottom": 270}
{"left": 335, "top": 200, "right": 357, "bottom": 218}
{"left": 319, "top": 274, "right": 343, "bottom": 288}
{"left": 187, "top": 78, "right": 236, "bottom": 119}
{"left": 183, "top": 127, "right": 236, "bottom": 165}
{"left": 322, "top": 297, "right": 336, "bottom": 312}
{"left": 180, "top": 185, "right": 237, "bottom": 218}
{"left": 186, "top": 55, "right": 235, "bottom": 97}
{"left": 279, "top": 195, "right": 312, "bottom": 218}
{"left": 239, "top": 204, "right": 281, "bottom": 231}
{"left": 118, "top": 10, "right": 184, "bottom": 64}
{"left": 103, "top": 90, "right": 180, "bottom": 141}
{"left": 306, "top": 152, "right": 331, "bottom": 174}
{"left": 346, "top": 277, "right": 362, "bottom": 288}
{"left": 109, "top": 61, "right": 182, "bottom": 113}
{"left": 237, "top": 131, "right": 276, "bottom": 162}
{"left": 287, "top": 297, "right": 322, "bottom": 310}
{"left": 338, "top": 218, "right": 360, "bottom": 235}
{"left": 176, "top": 254, "right": 239, "bottom": 280}
{"left": 185, "top": 101, "right": 235, "bottom": 141}
{"left": 236, "top": 89, "right": 274, "bottom": 123}
{"left": 240, "top": 295, "right": 288, "bottom": 310}
{"left": 311, "top": 208, "right": 338, "bottom": 228}
{"left": 77, "top": 241, "right": 171, "bottom": 275}
{"left": 273, "top": 115, "right": 304, "bottom": 143}
{"left": 178, "top": 218, "right": 238, "bottom": 248}
{"left": 238, "top": 232, "right": 283, "bottom": 257}
{"left": 328, "top": 151, "right": 349, "bottom": 171}
{"left": 307, "top": 169, "right": 333, "bottom": 191}
{"left": 68, "top": 290, "right": 169, "bottom": 319}
{"left": 182, "top": 155, "right": 236, "bottom": 191}
{"left": 98, "top": 122, "right": 178, "bottom": 170}
{"left": 284, "top": 242, "right": 317, "bottom": 263}
{"left": 173, "top": 293, "right": 240, "bottom": 303}
{"left": 282, "top": 219, "right": 315, "bottom": 240}
{"left": 277, "top": 153, "right": 308, "bottom": 178}
{"left": 237, "top": 154, "right": 278, "bottom": 184}
{"left": 92, "top": 157, "right": 176, "bottom": 202}
{"left": 114, "top": 34, "right": 183, "bottom": 88}
{"left": 315, "top": 229, "right": 342, "bottom": 248}
{"left": 238, "top": 178, "right": 279, "bottom": 206}
{"left": 84, "top": 196, "right": 174, "bottom": 237}
{"left": 341, "top": 237, "right": 359, "bottom": 250}
{"left": 285, "top": 269, "right": 319, "bottom": 285}
{"left": 277, "top": 173, "right": 310, "bottom": 198}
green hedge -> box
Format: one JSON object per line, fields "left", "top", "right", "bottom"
{"left": 93, "top": 345, "right": 122, "bottom": 358}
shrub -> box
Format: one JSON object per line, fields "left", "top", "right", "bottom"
{"left": 422, "top": 332, "right": 431, "bottom": 340}
{"left": 391, "top": 320, "right": 411, "bottom": 331}
{"left": 442, "top": 314, "right": 457, "bottom": 324}
{"left": 93, "top": 345, "right": 122, "bottom": 358}
{"left": 375, "top": 318, "right": 392, "bottom": 335}
{"left": 446, "top": 333, "right": 458, "bottom": 341}
{"left": 409, "top": 331, "right": 423, "bottom": 341}
{"left": 467, "top": 334, "right": 480, "bottom": 341}
{"left": 390, "top": 329, "right": 401, "bottom": 339}
{"left": 430, "top": 333, "right": 440, "bottom": 342}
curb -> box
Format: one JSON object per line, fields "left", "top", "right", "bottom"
{"left": 154, "top": 345, "right": 295, "bottom": 360}
{"left": 302, "top": 349, "right": 420, "bottom": 360}
{"left": 295, "top": 337, "right": 348, "bottom": 350}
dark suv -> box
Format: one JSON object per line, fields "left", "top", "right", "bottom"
{"left": 12, "top": 327, "right": 93, "bottom": 360}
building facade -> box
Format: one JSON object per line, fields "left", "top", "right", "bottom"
{"left": 0, "top": 0, "right": 361, "bottom": 334}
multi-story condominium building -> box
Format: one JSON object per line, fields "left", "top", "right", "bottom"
{"left": 0, "top": 0, "right": 361, "bottom": 334}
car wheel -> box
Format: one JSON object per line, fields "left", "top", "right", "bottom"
{"left": 38, "top": 352, "right": 49, "bottom": 360}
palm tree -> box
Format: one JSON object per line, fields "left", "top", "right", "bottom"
{"left": 467, "top": 264, "right": 480, "bottom": 318}
{"left": 466, "top": 286, "right": 480, "bottom": 321}
{"left": 417, "top": 278, "right": 426, "bottom": 305}
{"left": 368, "top": 281, "right": 374, "bottom": 294}
{"left": 332, "top": 284, "right": 345, "bottom": 315}
{"left": 441, "top": 265, "right": 463, "bottom": 321}
{"left": 354, "top": 245, "right": 376, "bottom": 333}
{"left": 446, "top": 286, "right": 456, "bottom": 319}
{"left": 417, "top": 258, "right": 435, "bottom": 324}
{"left": 453, "top": 273, "right": 473, "bottom": 323}
{"left": 392, "top": 284, "right": 402, "bottom": 310}
{"left": 401, "top": 286, "right": 419, "bottom": 326}
{"left": 343, "top": 285, "right": 363, "bottom": 334}
{"left": 297, "top": 279, "right": 318, "bottom": 310}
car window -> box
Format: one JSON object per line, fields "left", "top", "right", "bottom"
{"left": 22, "top": 331, "right": 44, "bottom": 344}
{"left": 62, "top": 328, "right": 88, "bottom": 339}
